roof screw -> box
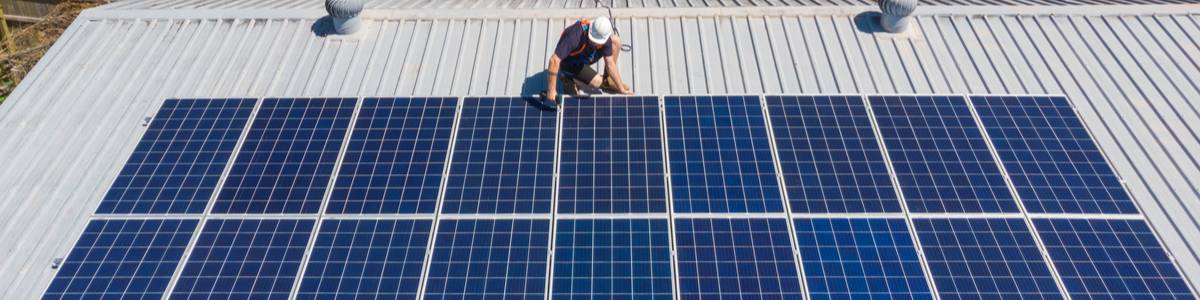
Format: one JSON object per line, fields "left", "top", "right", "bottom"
{"left": 325, "top": 0, "right": 364, "bottom": 35}
{"left": 879, "top": 0, "right": 917, "bottom": 33}
{"left": 142, "top": 116, "right": 152, "bottom": 126}
{"left": 51, "top": 257, "right": 63, "bottom": 269}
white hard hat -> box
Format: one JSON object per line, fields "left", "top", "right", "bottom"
{"left": 588, "top": 17, "right": 613, "bottom": 45}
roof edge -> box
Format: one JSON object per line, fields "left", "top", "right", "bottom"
{"left": 79, "top": 4, "right": 1200, "bottom": 20}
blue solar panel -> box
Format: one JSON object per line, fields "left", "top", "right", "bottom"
{"left": 327, "top": 97, "right": 457, "bottom": 214}
{"left": 43, "top": 219, "right": 197, "bottom": 300}
{"left": 424, "top": 219, "right": 551, "bottom": 299}
{"left": 99, "top": 99, "right": 255, "bottom": 214}
{"left": 552, "top": 219, "right": 673, "bottom": 299}
{"left": 766, "top": 95, "right": 901, "bottom": 213}
{"left": 297, "top": 219, "right": 433, "bottom": 299}
{"left": 214, "top": 98, "right": 355, "bottom": 214}
{"left": 665, "top": 95, "right": 784, "bottom": 213}
{"left": 1034, "top": 218, "right": 1193, "bottom": 299}
{"left": 441, "top": 97, "right": 557, "bottom": 214}
{"left": 674, "top": 218, "right": 803, "bottom": 299}
{"left": 870, "top": 95, "right": 1018, "bottom": 213}
{"left": 793, "top": 218, "right": 933, "bottom": 300}
{"left": 972, "top": 95, "right": 1138, "bottom": 214}
{"left": 559, "top": 96, "right": 667, "bottom": 213}
{"left": 170, "top": 219, "right": 313, "bottom": 299}
{"left": 914, "top": 218, "right": 1063, "bottom": 299}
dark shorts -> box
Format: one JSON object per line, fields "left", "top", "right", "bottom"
{"left": 560, "top": 63, "right": 599, "bottom": 83}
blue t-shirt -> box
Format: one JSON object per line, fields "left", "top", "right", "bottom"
{"left": 554, "top": 21, "right": 614, "bottom": 67}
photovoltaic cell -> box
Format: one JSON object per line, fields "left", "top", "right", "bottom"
{"left": 99, "top": 99, "right": 254, "bottom": 214}
{"left": 870, "top": 95, "right": 1019, "bottom": 213}
{"left": 423, "top": 219, "right": 551, "bottom": 299}
{"left": 559, "top": 96, "right": 667, "bottom": 213}
{"left": 327, "top": 97, "right": 457, "bottom": 214}
{"left": 793, "top": 218, "right": 933, "bottom": 300}
{"left": 43, "top": 219, "right": 197, "bottom": 300}
{"left": 914, "top": 218, "right": 1063, "bottom": 299}
{"left": 674, "top": 218, "right": 803, "bottom": 299}
{"left": 552, "top": 219, "right": 673, "bottom": 299}
{"left": 972, "top": 95, "right": 1138, "bottom": 214}
{"left": 665, "top": 95, "right": 784, "bottom": 213}
{"left": 766, "top": 95, "right": 901, "bottom": 213}
{"left": 297, "top": 219, "right": 433, "bottom": 299}
{"left": 214, "top": 98, "right": 355, "bottom": 214}
{"left": 442, "top": 97, "right": 557, "bottom": 214}
{"left": 1034, "top": 218, "right": 1194, "bottom": 299}
{"left": 170, "top": 219, "right": 313, "bottom": 299}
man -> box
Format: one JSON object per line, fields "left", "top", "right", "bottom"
{"left": 545, "top": 16, "right": 632, "bottom": 104}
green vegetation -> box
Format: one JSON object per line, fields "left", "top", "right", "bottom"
{"left": 0, "top": 0, "right": 105, "bottom": 101}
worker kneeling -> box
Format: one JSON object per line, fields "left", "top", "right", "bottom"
{"left": 545, "top": 17, "right": 632, "bottom": 104}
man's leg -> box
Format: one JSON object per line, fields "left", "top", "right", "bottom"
{"left": 575, "top": 65, "right": 602, "bottom": 90}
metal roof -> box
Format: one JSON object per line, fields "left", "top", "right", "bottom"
{"left": 97, "top": 0, "right": 1200, "bottom": 9}
{"left": 2, "top": 1, "right": 1200, "bottom": 298}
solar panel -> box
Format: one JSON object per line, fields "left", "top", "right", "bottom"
{"left": 972, "top": 95, "right": 1138, "bottom": 214}
{"left": 870, "top": 95, "right": 1019, "bottom": 213}
{"left": 793, "top": 218, "right": 933, "bottom": 299}
{"left": 559, "top": 96, "right": 667, "bottom": 213}
{"left": 674, "top": 218, "right": 803, "bottom": 299}
{"left": 552, "top": 219, "right": 673, "bottom": 299}
{"left": 43, "top": 219, "right": 197, "bottom": 300}
{"left": 327, "top": 97, "right": 457, "bottom": 214}
{"left": 665, "top": 95, "right": 784, "bottom": 213}
{"left": 1034, "top": 218, "right": 1193, "bottom": 298}
{"left": 170, "top": 219, "right": 314, "bottom": 299}
{"left": 441, "top": 97, "right": 557, "bottom": 214}
{"left": 98, "top": 99, "right": 255, "bottom": 214}
{"left": 914, "top": 218, "right": 1063, "bottom": 299}
{"left": 297, "top": 219, "right": 433, "bottom": 299}
{"left": 423, "top": 219, "right": 551, "bottom": 299}
{"left": 213, "top": 98, "right": 355, "bottom": 214}
{"left": 766, "top": 95, "right": 901, "bottom": 213}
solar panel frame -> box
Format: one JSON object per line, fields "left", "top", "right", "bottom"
{"left": 168, "top": 219, "right": 315, "bottom": 299}
{"left": 421, "top": 218, "right": 552, "bottom": 299}
{"left": 792, "top": 218, "right": 934, "bottom": 300}
{"left": 663, "top": 95, "right": 786, "bottom": 213}
{"left": 327, "top": 97, "right": 459, "bottom": 214}
{"left": 674, "top": 218, "right": 805, "bottom": 299}
{"left": 212, "top": 98, "right": 356, "bottom": 214}
{"left": 869, "top": 95, "right": 1020, "bottom": 213}
{"left": 970, "top": 95, "right": 1139, "bottom": 214}
{"left": 43, "top": 219, "right": 198, "bottom": 300}
{"left": 558, "top": 96, "right": 669, "bottom": 214}
{"left": 440, "top": 97, "right": 558, "bottom": 214}
{"left": 765, "top": 95, "right": 902, "bottom": 213}
{"left": 551, "top": 218, "right": 674, "bottom": 299}
{"left": 295, "top": 219, "right": 434, "bottom": 299}
{"left": 914, "top": 218, "right": 1066, "bottom": 299}
{"left": 98, "top": 98, "right": 256, "bottom": 214}
{"left": 1034, "top": 218, "right": 1196, "bottom": 299}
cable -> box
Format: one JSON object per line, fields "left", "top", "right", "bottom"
{"left": 593, "top": 0, "right": 632, "bottom": 52}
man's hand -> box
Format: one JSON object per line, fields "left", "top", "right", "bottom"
{"left": 546, "top": 91, "right": 558, "bottom": 105}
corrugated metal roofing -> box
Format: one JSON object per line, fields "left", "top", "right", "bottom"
{"left": 2, "top": 2, "right": 1200, "bottom": 298}
{"left": 97, "top": 0, "right": 1200, "bottom": 9}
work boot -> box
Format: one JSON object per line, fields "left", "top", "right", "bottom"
{"left": 600, "top": 73, "right": 631, "bottom": 94}
{"left": 562, "top": 79, "right": 580, "bottom": 95}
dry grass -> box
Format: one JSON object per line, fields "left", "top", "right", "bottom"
{"left": 0, "top": 0, "right": 106, "bottom": 103}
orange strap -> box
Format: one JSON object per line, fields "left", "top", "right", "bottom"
{"left": 567, "top": 20, "right": 591, "bottom": 57}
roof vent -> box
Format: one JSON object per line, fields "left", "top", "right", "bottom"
{"left": 879, "top": 0, "right": 917, "bottom": 33}
{"left": 325, "top": 0, "right": 363, "bottom": 35}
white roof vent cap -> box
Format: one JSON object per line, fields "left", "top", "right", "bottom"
{"left": 326, "top": 0, "right": 364, "bottom": 35}
{"left": 879, "top": 0, "right": 917, "bottom": 33}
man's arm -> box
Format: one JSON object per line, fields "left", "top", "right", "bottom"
{"left": 546, "top": 54, "right": 561, "bottom": 103}
{"left": 605, "top": 35, "right": 631, "bottom": 95}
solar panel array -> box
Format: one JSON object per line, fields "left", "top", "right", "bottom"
{"left": 47, "top": 95, "right": 1194, "bottom": 299}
